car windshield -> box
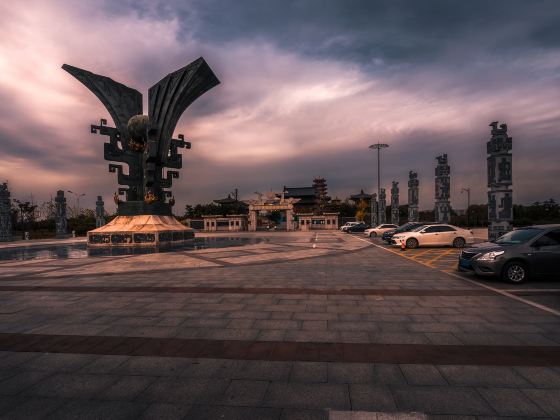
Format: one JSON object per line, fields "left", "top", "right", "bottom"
{"left": 494, "top": 228, "right": 543, "bottom": 244}
{"left": 394, "top": 225, "right": 410, "bottom": 232}
{"left": 396, "top": 224, "right": 419, "bottom": 232}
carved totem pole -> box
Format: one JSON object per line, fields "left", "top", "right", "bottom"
{"left": 0, "top": 183, "right": 12, "bottom": 242}
{"left": 378, "top": 188, "right": 387, "bottom": 224}
{"left": 63, "top": 58, "right": 220, "bottom": 247}
{"left": 390, "top": 181, "right": 399, "bottom": 225}
{"left": 487, "top": 122, "right": 513, "bottom": 241}
{"left": 408, "top": 171, "right": 419, "bottom": 222}
{"left": 371, "top": 193, "right": 378, "bottom": 227}
{"left": 434, "top": 154, "right": 451, "bottom": 223}
{"left": 95, "top": 195, "right": 105, "bottom": 228}
{"left": 55, "top": 190, "right": 68, "bottom": 238}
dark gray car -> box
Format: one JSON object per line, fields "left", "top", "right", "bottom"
{"left": 458, "top": 224, "right": 560, "bottom": 283}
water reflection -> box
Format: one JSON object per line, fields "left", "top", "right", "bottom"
{"left": 0, "top": 237, "right": 262, "bottom": 261}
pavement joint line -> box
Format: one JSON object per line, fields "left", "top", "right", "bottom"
{"left": 21, "top": 247, "right": 373, "bottom": 280}
{"left": 367, "top": 241, "right": 560, "bottom": 318}
{"left": 0, "top": 254, "right": 142, "bottom": 280}
{"left": 0, "top": 285, "right": 495, "bottom": 296}
{"left": 183, "top": 253, "right": 235, "bottom": 267}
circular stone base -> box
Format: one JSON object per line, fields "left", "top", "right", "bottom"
{"left": 87, "top": 215, "right": 194, "bottom": 247}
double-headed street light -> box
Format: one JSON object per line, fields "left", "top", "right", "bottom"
{"left": 369, "top": 142, "right": 389, "bottom": 226}
{"left": 67, "top": 190, "right": 86, "bottom": 218}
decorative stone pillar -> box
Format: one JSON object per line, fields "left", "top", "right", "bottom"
{"left": 248, "top": 209, "right": 257, "bottom": 231}
{"left": 286, "top": 208, "right": 293, "bottom": 231}
{"left": 408, "top": 171, "right": 419, "bottom": 222}
{"left": 487, "top": 121, "right": 513, "bottom": 241}
{"left": 0, "top": 183, "right": 12, "bottom": 242}
{"left": 371, "top": 193, "right": 378, "bottom": 227}
{"left": 378, "top": 188, "right": 387, "bottom": 224}
{"left": 55, "top": 190, "right": 68, "bottom": 238}
{"left": 390, "top": 181, "right": 399, "bottom": 225}
{"left": 434, "top": 154, "right": 451, "bottom": 223}
{"left": 95, "top": 195, "right": 105, "bottom": 228}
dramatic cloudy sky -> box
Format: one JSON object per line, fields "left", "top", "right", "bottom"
{"left": 1, "top": 0, "right": 559, "bottom": 212}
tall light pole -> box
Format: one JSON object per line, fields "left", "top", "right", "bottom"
{"left": 67, "top": 190, "right": 85, "bottom": 218}
{"left": 461, "top": 187, "right": 471, "bottom": 228}
{"left": 369, "top": 142, "right": 389, "bottom": 226}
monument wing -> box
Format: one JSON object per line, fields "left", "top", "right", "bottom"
{"left": 148, "top": 57, "right": 220, "bottom": 164}
{"left": 62, "top": 64, "right": 143, "bottom": 138}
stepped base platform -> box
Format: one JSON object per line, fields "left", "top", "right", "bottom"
{"left": 87, "top": 215, "right": 194, "bottom": 247}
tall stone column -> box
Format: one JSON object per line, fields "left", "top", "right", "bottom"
{"left": 408, "top": 171, "right": 419, "bottom": 222}
{"left": 95, "top": 195, "right": 106, "bottom": 228}
{"left": 390, "top": 181, "right": 399, "bottom": 225}
{"left": 378, "top": 188, "right": 387, "bottom": 224}
{"left": 434, "top": 154, "right": 451, "bottom": 223}
{"left": 0, "top": 183, "right": 12, "bottom": 242}
{"left": 371, "top": 193, "right": 378, "bottom": 227}
{"left": 286, "top": 208, "right": 293, "bottom": 231}
{"left": 55, "top": 190, "right": 68, "bottom": 238}
{"left": 248, "top": 208, "right": 257, "bottom": 231}
{"left": 487, "top": 121, "right": 513, "bottom": 241}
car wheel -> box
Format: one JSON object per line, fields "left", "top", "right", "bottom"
{"left": 406, "top": 238, "right": 418, "bottom": 249}
{"left": 369, "top": 232, "right": 377, "bottom": 238}
{"left": 452, "top": 237, "right": 466, "bottom": 248}
{"left": 502, "top": 261, "right": 529, "bottom": 284}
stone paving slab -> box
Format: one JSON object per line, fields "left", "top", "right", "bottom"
{"left": 0, "top": 232, "right": 559, "bottom": 418}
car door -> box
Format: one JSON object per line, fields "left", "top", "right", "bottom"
{"left": 419, "top": 226, "right": 441, "bottom": 246}
{"left": 379, "top": 224, "right": 392, "bottom": 233}
{"left": 530, "top": 229, "right": 560, "bottom": 276}
{"left": 437, "top": 226, "right": 457, "bottom": 245}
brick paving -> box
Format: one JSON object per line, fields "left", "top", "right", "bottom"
{"left": 0, "top": 231, "right": 559, "bottom": 419}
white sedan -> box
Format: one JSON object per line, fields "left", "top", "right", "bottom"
{"left": 391, "top": 224, "right": 475, "bottom": 248}
{"left": 340, "top": 222, "right": 360, "bottom": 232}
{"left": 364, "top": 224, "right": 398, "bottom": 238}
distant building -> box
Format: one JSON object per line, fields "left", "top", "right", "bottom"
{"left": 213, "top": 194, "right": 248, "bottom": 214}
{"left": 283, "top": 186, "right": 317, "bottom": 212}
{"left": 349, "top": 189, "right": 372, "bottom": 206}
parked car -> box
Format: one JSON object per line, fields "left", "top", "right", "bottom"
{"left": 345, "top": 223, "right": 368, "bottom": 233}
{"left": 458, "top": 224, "right": 560, "bottom": 284}
{"left": 340, "top": 222, "right": 360, "bottom": 232}
{"left": 364, "top": 224, "right": 398, "bottom": 238}
{"left": 392, "top": 224, "right": 475, "bottom": 248}
{"left": 382, "top": 222, "right": 436, "bottom": 243}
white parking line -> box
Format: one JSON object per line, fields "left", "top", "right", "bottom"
{"left": 504, "top": 289, "right": 560, "bottom": 293}
{"left": 358, "top": 238, "right": 560, "bottom": 318}
{"left": 444, "top": 271, "right": 560, "bottom": 317}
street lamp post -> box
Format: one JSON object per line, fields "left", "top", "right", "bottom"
{"left": 461, "top": 187, "right": 471, "bottom": 228}
{"left": 67, "top": 190, "right": 85, "bottom": 218}
{"left": 369, "top": 142, "right": 389, "bottom": 226}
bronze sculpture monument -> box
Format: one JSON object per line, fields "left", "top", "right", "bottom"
{"left": 63, "top": 58, "right": 220, "bottom": 246}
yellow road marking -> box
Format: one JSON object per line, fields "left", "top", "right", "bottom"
{"left": 407, "top": 249, "right": 437, "bottom": 259}
{"left": 424, "top": 249, "right": 457, "bottom": 266}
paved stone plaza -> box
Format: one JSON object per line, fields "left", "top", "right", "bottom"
{"left": 1, "top": 231, "right": 560, "bottom": 419}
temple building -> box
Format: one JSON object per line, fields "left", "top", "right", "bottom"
{"left": 283, "top": 177, "right": 331, "bottom": 214}
{"left": 349, "top": 189, "right": 373, "bottom": 206}
{"left": 283, "top": 186, "right": 317, "bottom": 213}
{"left": 213, "top": 193, "right": 248, "bottom": 215}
